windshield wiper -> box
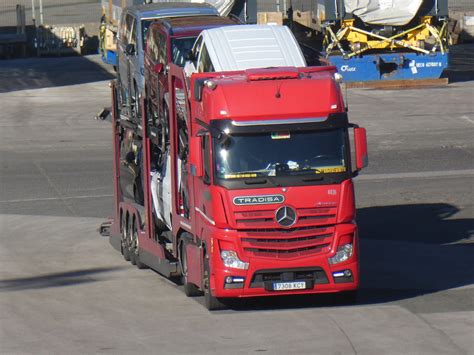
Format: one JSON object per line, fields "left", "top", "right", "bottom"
{"left": 232, "top": 171, "right": 280, "bottom": 187}
{"left": 279, "top": 168, "right": 329, "bottom": 182}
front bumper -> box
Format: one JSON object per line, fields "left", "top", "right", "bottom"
{"left": 208, "top": 224, "right": 359, "bottom": 298}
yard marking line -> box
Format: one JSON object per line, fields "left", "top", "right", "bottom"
{"left": 460, "top": 115, "right": 474, "bottom": 124}
{"left": 0, "top": 194, "right": 114, "bottom": 204}
{"left": 358, "top": 169, "right": 474, "bottom": 181}
{"left": 33, "top": 161, "right": 77, "bottom": 216}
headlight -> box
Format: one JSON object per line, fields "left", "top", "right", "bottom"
{"left": 220, "top": 250, "right": 249, "bottom": 270}
{"left": 328, "top": 243, "right": 353, "bottom": 264}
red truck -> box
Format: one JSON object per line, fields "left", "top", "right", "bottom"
{"left": 102, "top": 61, "right": 368, "bottom": 310}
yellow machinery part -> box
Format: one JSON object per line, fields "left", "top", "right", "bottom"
{"left": 326, "top": 16, "right": 448, "bottom": 57}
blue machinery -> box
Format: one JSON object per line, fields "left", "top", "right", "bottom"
{"left": 329, "top": 52, "right": 448, "bottom": 82}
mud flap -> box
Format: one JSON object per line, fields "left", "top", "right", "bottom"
{"left": 185, "top": 241, "right": 202, "bottom": 288}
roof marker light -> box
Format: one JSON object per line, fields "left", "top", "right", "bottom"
{"left": 334, "top": 73, "right": 344, "bottom": 83}
{"left": 204, "top": 80, "right": 217, "bottom": 90}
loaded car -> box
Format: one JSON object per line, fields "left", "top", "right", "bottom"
{"left": 116, "top": 2, "right": 219, "bottom": 122}
{"left": 144, "top": 15, "right": 237, "bottom": 128}
{"left": 184, "top": 24, "right": 306, "bottom": 75}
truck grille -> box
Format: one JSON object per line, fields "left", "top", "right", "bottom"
{"left": 234, "top": 207, "right": 337, "bottom": 229}
{"left": 239, "top": 225, "right": 334, "bottom": 259}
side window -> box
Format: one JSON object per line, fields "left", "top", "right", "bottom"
{"left": 146, "top": 29, "right": 154, "bottom": 59}
{"left": 202, "top": 134, "right": 211, "bottom": 184}
{"left": 125, "top": 14, "right": 134, "bottom": 45}
{"left": 129, "top": 17, "right": 137, "bottom": 46}
{"left": 192, "top": 35, "right": 203, "bottom": 67}
{"left": 153, "top": 33, "right": 160, "bottom": 62}
{"left": 200, "top": 44, "right": 214, "bottom": 73}
{"left": 119, "top": 13, "right": 129, "bottom": 45}
{"left": 157, "top": 32, "right": 167, "bottom": 64}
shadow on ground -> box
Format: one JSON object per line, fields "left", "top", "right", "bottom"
{"left": 204, "top": 202, "right": 473, "bottom": 311}
{"left": 0, "top": 54, "right": 114, "bottom": 93}
{"left": 0, "top": 266, "right": 125, "bottom": 291}
{"left": 443, "top": 43, "right": 474, "bottom": 83}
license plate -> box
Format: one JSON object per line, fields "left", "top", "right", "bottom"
{"left": 273, "top": 281, "right": 307, "bottom": 291}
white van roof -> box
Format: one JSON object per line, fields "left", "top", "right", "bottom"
{"left": 202, "top": 25, "right": 306, "bottom": 72}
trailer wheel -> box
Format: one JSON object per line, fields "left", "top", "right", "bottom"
{"left": 203, "top": 254, "right": 227, "bottom": 310}
{"left": 130, "top": 220, "right": 146, "bottom": 269}
{"left": 129, "top": 220, "right": 136, "bottom": 266}
{"left": 121, "top": 215, "right": 131, "bottom": 261}
{"left": 179, "top": 235, "right": 202, "bottom": 297}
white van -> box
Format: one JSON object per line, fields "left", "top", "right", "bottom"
{"left": 184, "top": 24, "right": 306, "bottom": 75}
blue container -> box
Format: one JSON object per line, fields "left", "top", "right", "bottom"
{"left": 328, "top": 52, "right": 448, "bottom": 82}
{"left": 101, "top": 49, "right": 118, "bottom": 66}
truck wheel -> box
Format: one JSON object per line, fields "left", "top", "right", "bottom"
{"left": 203, "top": 255, "right": 227, "bottom": 310}
{"left": 131, "top": 220, "right": 147, "bottom": 269}
{"left": 128, "top": 221, "right": 136, "bottom": 266}
{"left": 333, "top": 290, "right": 358, "bottom": 305}
{"left": 121, "top": 216, "right": 131, "bottom": 261}
{"left": 179, "top": 236, "right": 202, "bottom": 297}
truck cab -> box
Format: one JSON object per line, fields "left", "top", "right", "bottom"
{"left": 153, "top": 65, "right": 368, "bottom": 308}
{"left": 116, "top": 3, "right": 219, "bottom": 122}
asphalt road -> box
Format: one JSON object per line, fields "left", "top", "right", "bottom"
{"left": 0, "top": 52, "right": 473, "bottom": 354}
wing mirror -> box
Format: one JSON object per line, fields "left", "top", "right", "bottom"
{"left": 189, "top": 136, "right": 203, "bottom": 177}
{"left": 354, "top": 127, "right": 368, "bottom": 170}
{"left": 125, "top": 43, "right": 135, "bottom": 56}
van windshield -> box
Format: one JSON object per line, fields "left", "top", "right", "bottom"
{"left": 214, "top": 129, "right": 348, "bottom": 180}
{"left": 172, "top": 37, "right": 198, "bottom": 66}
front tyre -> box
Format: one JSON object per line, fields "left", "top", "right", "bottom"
{"left": 332, "top": 290, "right": 358, "bottom": 305}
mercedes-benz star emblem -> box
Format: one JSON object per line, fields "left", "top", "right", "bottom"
{"left": 275, "top": 206, "right": 297, "bottom": 227}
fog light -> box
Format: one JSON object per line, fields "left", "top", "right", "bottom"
{"left": 333, "top": 269, "right": 352, "bottom": 278}
{"left": 328, "top": 243, "right": 353, "bottom": 264}
{"left": 220, "top": 250, "right": 249, "bottom": 270}
{"left": 225, "top": 276, "right": 245, "bottom": 284}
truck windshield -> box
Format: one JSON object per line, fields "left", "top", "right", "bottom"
{"left": 214, "top": 128, "right": 348, "bottom": 180}
{"left": 171, "top": 37, "right": 198, "bottom": 66}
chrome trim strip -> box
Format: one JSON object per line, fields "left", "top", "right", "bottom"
{"left": 180, "top": 221, "right": 192, "bottom": 230}
{"left": 231, "top": 117, "right": 327, "bottom": 127}
{"left": 195, "top": 207, "right": 216, "bottom": 226}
